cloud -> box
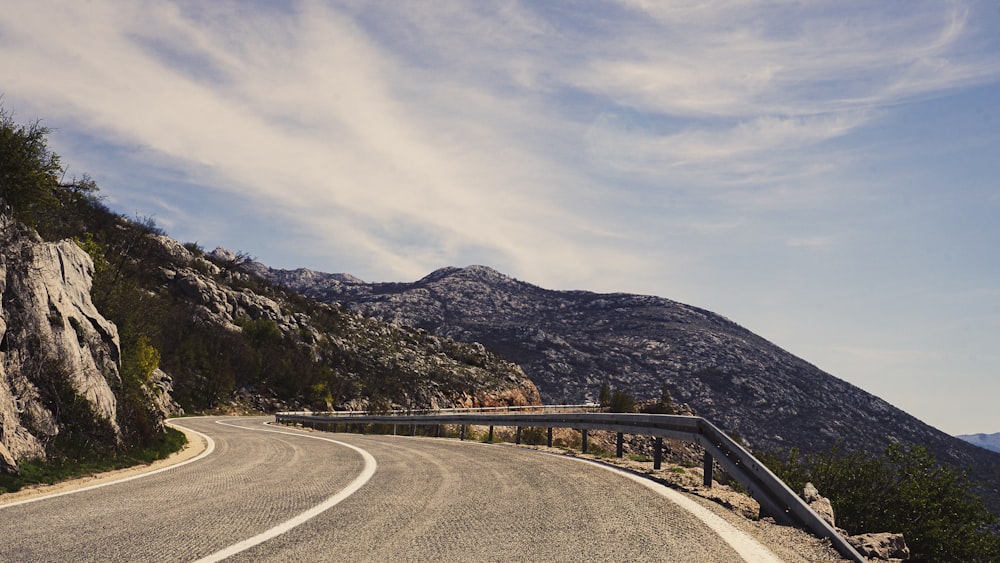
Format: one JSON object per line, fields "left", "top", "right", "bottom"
{"left": 786, "top": 235, "right": 836, "bottom": 248}
{"left": 2, "top": 0, "right": 999, "bottom": 285}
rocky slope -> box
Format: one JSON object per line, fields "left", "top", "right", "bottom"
{"left": 255, "top": 263, "right": 1000, "bottom": 514}
{"left": 1, "top": 214, "right": 125, "bottom": 472}
{"left": 150, "top": 245, "right": 540, "bottom": 413}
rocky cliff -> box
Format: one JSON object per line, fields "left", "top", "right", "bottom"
{"left": 0, "top": 214, "right": 123, "bottom": 473}
{"left": 257, "top": 263, "right": 1000, "bottom": 514}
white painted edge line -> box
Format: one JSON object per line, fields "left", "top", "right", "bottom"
{"left": 564, "top": 455, "right": 783, "bottom": 563}
{"left": 0, "top": 417, "right": 216, "bottom": 510}
{"left": 192, "top": 419, "right": 377, "bottom": 563}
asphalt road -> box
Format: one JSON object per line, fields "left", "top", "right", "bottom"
{"left": 0, "top": 416, "right": 781, "bottom": 562}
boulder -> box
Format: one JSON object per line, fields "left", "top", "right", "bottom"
{"left": 803, "top": 482, "right": 836, "bottom": 528}
{"left": 848, "top": 532, "right": 910, "bottom": 561}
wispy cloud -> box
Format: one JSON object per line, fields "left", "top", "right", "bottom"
{"left": 1, "top": 0, "right": 998, "bottom": 285}
{"left": 3, "top": 0, "right": 1000, "bottom": 433}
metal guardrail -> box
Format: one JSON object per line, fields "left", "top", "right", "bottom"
{"left": 275, "top": 409, "right": 865, "bottom": 562}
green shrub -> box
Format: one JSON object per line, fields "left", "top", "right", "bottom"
{"left": 609, "top": 389, "right": 636, "bottom": 413}
{"left": 763, "top": 442, "right": 1000, "bottom": 561}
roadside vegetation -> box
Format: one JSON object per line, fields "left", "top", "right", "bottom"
{"left": 761, "top": 442, "right": 1000, "bottom": 561}
{"left": 0, "top": 427, "right": 185, "bottom": 494}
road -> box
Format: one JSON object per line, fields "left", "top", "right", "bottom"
{"left": 0, "top": 416, "right": 782, "bottom": 562}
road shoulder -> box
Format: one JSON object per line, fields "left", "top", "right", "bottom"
{"left": 0, "top": 418, "right": 209, "bottom": 506}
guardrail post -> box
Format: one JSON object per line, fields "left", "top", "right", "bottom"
{"left": 488, "top": 425, "right": 494, "bottom": 443}
{"left": 547, "top": 427, "right": 553, "bottom": 447}
{"left": 703, "top": 450, "right": 714, "bottom": 487}
{"left": 654, "top": 437, "right": 663, "bottom": 470}
{"left": 616, "top": 432, "right": 624, "bottom": 458}
{"left": 515, "top": 427, "right": 522, "bottom": 445}
{"left": 460, "top": 424, "right": 466, "bottom": 441}
{"left": 581, "top": 429, "right": 588, "bottom": 454}
{"left": 435, "top": 425, "right": 442, "bottom": 438}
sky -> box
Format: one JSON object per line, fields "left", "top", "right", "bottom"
{"left": 2, "top": 1, "right": 998, "bottom": 435}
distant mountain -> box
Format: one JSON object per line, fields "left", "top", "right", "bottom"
{"left": 959, "top": 433, "right": 1000, "bottom": 454}
{"left": 253, "top": 263, "right": 1000, "bottom": 515}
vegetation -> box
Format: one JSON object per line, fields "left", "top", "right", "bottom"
{"left": 598, "top": 382, "right": 637, "bottom": 413}
{"left": 0, "top": 106, "right": 102, "bottom": 240}
{"left": 0, "top": 427, "right": 186, "bottom": 494}
{"left": 640, "top": 382, "right": 676, "bottom": 415}
{"left": 762, "top": 442, "right": 1000, "bottom": 562}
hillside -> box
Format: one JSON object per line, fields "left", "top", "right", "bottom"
{"left": 254, "top": 263, "right": 1000, "bottom": 515}
{"left": 1, "top": 111, "right": 538, "bottom": 475}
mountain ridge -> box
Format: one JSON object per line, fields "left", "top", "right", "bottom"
{"left": 960, "top": 433, "right": 1000, "bottom": 454}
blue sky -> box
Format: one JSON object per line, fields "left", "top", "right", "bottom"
{"left": 2, "top": 1, "right": 998, "bottom": 435}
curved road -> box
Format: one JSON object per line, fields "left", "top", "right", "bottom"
{"left": 0, "top": 417, "right": 781, "bottom": 562}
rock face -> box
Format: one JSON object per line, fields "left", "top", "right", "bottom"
{"left": 803, "top": 482, "right": 836, "bottom": 528}
{"left": 258, "top": 263, "right": 1000, "bottom": 514}
{"left": 0, "top": 215, "right": 122, "bottom": 472}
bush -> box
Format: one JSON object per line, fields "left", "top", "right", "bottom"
{"left": 608, "top": 389, "right": 636, "bottom": 413}
{"left": 763, "top": 442, "right": 1000, "bottom": 561}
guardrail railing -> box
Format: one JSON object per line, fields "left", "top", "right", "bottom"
{"left": 275, "top": 408, "right": 864, "bottom": 562}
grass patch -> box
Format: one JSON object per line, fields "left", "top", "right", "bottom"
{"left": 0, "top": 427, "right": 186, "bottom": 494}
{"left": 588, "top": 446, "right": 613, "bottom": 459}
{"left": 627, "top": 453, "right": 653, "bottom": 463}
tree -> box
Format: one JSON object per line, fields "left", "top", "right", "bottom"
{"left": 608, "top": 389, "right": 635, "bottom": 413}
{"left": 598, "top": 381, "right": 611, "bottom": 407}
{"left": 1, "top": 106, "right": 102, "bottom": 239}
{"left": 0, "top": 107, "right": 62, "bottom": 223}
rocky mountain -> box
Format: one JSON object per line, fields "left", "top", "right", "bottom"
{"left": 255, "top": 263, "right": 1000, "bottom": 514}
{"left": 960, "top": 433, "right": 1000, "bottom": 454}
{"left": 157, "top": 245, "right": 540, "bottom": 412}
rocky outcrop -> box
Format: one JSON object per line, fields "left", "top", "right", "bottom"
{"left": 803, "top": 482, "right": 836, "bottom": 528}
{"left": 0, "top": 215, "right": 122, "bottom": 472}
{"left": 847, "top": 532, "right": 910, "bottom": 561}
{"left": 258, "top": 263, "right": 1000, "bottom": 515}
{"left": 802, "top": 483, "right": 910, "bottom": 560}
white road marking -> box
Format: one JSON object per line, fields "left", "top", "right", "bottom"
{"left": 0, "top": 417, "right": 215, "bottom": 509}
{"left": 566, "top": 455, "right": 783, "bottom": 563}
{"left": 192, "top": 420, "right": 377, "bottom": 563}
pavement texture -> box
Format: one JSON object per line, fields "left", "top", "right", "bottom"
{"left": 0, "top": 417, "right": 837, "bottom": 561}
